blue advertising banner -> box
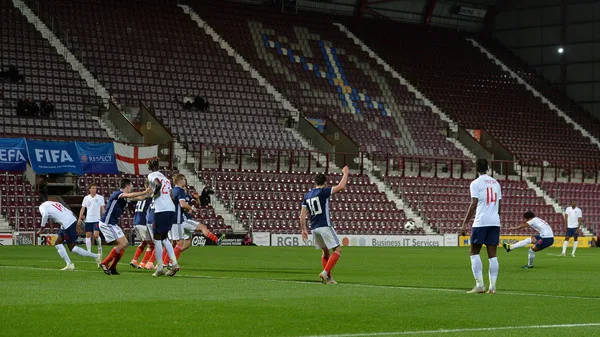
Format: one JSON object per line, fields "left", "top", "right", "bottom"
{"left": 0, "top": 138, "right": 29, "bottom": 172}
{"left": 75, "top": 141, "right": 118, "bottom": 174}
{"left": 26, "top": 139, "right": 83, "bottom": 174}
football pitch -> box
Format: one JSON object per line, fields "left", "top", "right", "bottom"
{"left": 0, "top": 246, "right": 599, "bottom": 337}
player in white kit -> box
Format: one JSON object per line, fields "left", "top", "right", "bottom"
{"left": 461, "top": 159, "right": 501, "bottom": 294}
{"left": 37, "top": 200, "right": 102, "bottom": 270}
{"left": 78, "top": 184, "right": 105, "bottom": 255}
{"left": 562, "top": 200, "right": 583, "bottom": 257}
{"left": 502, "top": 211, "right": 555, "bottom": 268}
{"left": 147, "top": 158, "right": 179, "bottom": 277}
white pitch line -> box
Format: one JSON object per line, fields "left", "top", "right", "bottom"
{"left": 293, "top": 323, "right": 600, "bottom": 337}
{"left": 1, "top": 265, "right": 599, "bottom": 301}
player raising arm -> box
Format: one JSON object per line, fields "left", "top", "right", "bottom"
{"left": 300, "top": 166, "right": 348, "bottom": 284}
{"left": 98, "top": 179, "right": 151, "bottom": 275}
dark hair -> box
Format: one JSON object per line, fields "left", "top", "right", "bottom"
{"left": 523, "top": 211, "right": 535, "bottom": 219}
{"left": 120, "top": 178, "right": 132, "bottom": 189}
{"left": 146, "top": 157, "right": 160, "bottom": 172}
{"left": 476, "top": 158, "right": 488, "bottom": 174}
{"left": 314, "top": 173, "right": 326, "bottom": 186}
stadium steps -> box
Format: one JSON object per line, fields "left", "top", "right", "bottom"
{"left": 12, "top": 0, "right": 110, "bottom": 106}
{"left": 363, "top": 157, "right": 429, "bottom": 232}
{"left": 333, "top": 22, "right": 458, "bottom": 134}
{"left": 179, "top": 4, "right": 300, "bottom": 122}
{"left": 467, "top": 38, "right": 600, "bottom": 152}
{"left": 176, "top": 151, "right": 246, "bottom": 234}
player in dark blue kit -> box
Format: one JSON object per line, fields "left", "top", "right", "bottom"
{"left": 130, "top": 181, "right": 154, "bottom": 269}
{"left": 300, "top": 166, "right": 349, "bottom": 284}
{"left": 98, "top": 178, "right": 150, "bottom": 275}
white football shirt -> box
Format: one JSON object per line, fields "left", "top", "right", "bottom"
{"left": 82, "top": 194, "right": 105, "bottom": 222}
{"left": 148, "top": 171, "right": 175, "bottom": 213}
{"left": 39, "top": 201, "right": 77, "bottom": 230}
{"left": 469, "top": 174, "right": 502, "bottom": 227}
{"left": 564, "top": 207, "right": 582, "bottom": 228}
{"left": 527, "top": 217, "right": 554, "bottom": 238}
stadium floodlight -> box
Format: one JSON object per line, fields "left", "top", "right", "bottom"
{"left": 558, "top": 47, "right": 564, "bottom": 54}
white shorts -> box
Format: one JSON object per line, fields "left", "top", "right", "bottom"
{"left": 312, "top": 226, "right": 340, "bottom": 250}
{"left": 146, "top": 223, "right": 154, "bottom": 239}
{"left": 135, "top": 224, "right": 152, "bottom": 242}
{"left": 98, "top": 222, "right": 125, "bottom": 243}
{"left": 169, "top": 219, "right": 199, "bottom": 241}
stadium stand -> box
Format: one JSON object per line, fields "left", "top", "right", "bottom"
{"left": 0, "top": 172, "right": 38, "bottom": 230}
{"left": 192, "top": 0, "right": 466, "bottom": 158}
{"left": 344, "top": 20, "right": 600, "bottom": 165}
{"left": 386, "top": 176, "right": 566, "bottom": 235}
{"left": 0, "top": 0, "right": 109, "bottom": 141}
{"left": 30, "top": 0, "right": 301, "bottom": 152}
{"left": 201, "top": 169, "right": 413, "bottom": 235}
{"left": 478, "top": 37, "right": 600, "bottom": 142}
{"left": 539, "top": 181, "right": 599, "bottom": 229}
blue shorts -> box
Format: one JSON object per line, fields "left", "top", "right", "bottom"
{"left": 58, "top": 222, "right": 78, "bottom": 244}
{"left": 153, "top": 211, "right": 174, "bottom": 235}
{"left": 534, "top": 235, "right": 554, "bottom": 250}
{"left": 471, "top": 226, "right": 500, "bottom": 246}
{"left": 565, "top": 228, "right": 579, "bottom": 239}
{"left": 84, "top": 222, "right": 99, "bottom": 233}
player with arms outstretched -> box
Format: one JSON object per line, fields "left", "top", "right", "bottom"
{"left": 98, "top": 178, "right": 150, "bottom": 275}
{"left": 147, "top": 158, "right": 179, "bottom": 277}
{"left": 502, "top": 211, "right": 554, "bottom": 268}
{"left": 461, "top": 158, "right": 501, "bottom": 294}
{"left": 300, "top": 166, "right": 349, "bottom": 284}
{"left": 38, "top": 200, "right": 102, "bottom": 270}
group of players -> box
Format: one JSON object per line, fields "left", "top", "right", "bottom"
{"left": 460, "top": 158, "right": 584, "bottom": 294}
{"left": 36, "top": 156, "right": 584, "bottom": 287}
{"left": 37, "top": 158, "right": 224, "bottom": 277}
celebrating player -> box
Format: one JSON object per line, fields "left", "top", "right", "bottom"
{"left": 502, "top": 211, "right": 554, "bottom": 269}
{"left": 37, "top": 200, "right": 102, "bottom": 270}
{"left": 562, "top": 200, "right": 583, "bottom": 257}
{"left": 162, "top": 174, "right": 224, "bottom": 268}
{"left": 98, "top": 178, "right": 151, "bottom": 275}
{"left": 300, "top": 166, "right": 349, "bottom": 284}
{"left": 461, "top": 158, "right": 501, "bottom": 294}
{"left": 130, "top": 181, "right": 154, "bottom": 269}
{"left": 78, "top": 183, "right": 105, "bottom": 255}
{"left": 147, "top": 158, "right": 179, "bottom": 277}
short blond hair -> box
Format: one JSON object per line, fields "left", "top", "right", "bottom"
{"left": 173, "top": 174, "right": 186, "bottom": 185}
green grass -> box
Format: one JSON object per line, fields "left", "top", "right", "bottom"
{"left": 0, "top": 246, "right": 599, "bottom": 337}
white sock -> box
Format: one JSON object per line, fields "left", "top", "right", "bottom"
{"left": 488, "top": 257, "right": 498, "bottom": 290}
{"left": 510, "top": 237, "right": 531, "bottom": 250}
{"left": 153, "top": 239, "right": 164, "bottom": 268}
{"left": 163, "top": 239, "right": 178, "bottom": 265}
{"left": 85, "top": 238, "right": 92, "bottom": 252}
{"left": 56, "top": 244, "right": 72, "bottom": 265}
{"left": 72, "top": 246, "right": 98, "bottom": 258}
{"left": 96, "top": 237, "right": 102, "bottom": 255}
{"left": 470, "top": 255, "right": 484, "bottom": 288}
{"left": 528, "top": 248, "right": 535, "bottom": 266}
{"left": 572, "top": 241, "right": 578, "bottom": 255}
{"left": 562, "top": 241, "right": 568, "bottom": 254}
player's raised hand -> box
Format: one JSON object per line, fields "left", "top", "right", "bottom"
{"left": 342, "top": 166, "right": 349, "bottom": 175}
